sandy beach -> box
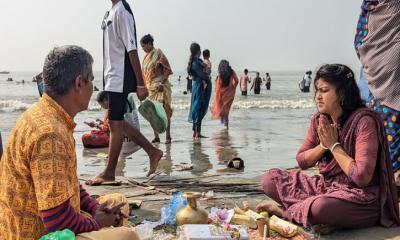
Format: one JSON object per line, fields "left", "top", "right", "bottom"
{"left": 1, "top": 71, "right": 399, "bottom": 239}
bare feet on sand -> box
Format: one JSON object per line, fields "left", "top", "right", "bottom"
{"left": 147, "top": 148, "right": 163, "bottom": 177}
{"left": 85, "top": 171, "right": 115, "bottom": 186}
{"left": 256, "top": 203, "right": 284, "bottom": 218}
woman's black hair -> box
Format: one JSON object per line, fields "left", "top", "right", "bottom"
{"left": 218, "top": 60, "right": 233, "bottom": 87}
{"left": 140, "top": 34, "right": 154, "bottom": 45}
{"left": 96, "top": 91, "right": 108, "bottom": 103}
{"left": 314, "top": 64, "right": 365, "bottom": 126}
{"left": 187, "top": 42, "right": 201, "bottom": 76}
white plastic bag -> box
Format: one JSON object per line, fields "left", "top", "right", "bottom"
{"left": 121, "top": 94, "right": 141, "bottom": 155}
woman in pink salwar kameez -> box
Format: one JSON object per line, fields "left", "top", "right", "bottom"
{"left": 257, "top": 64, "right": 399, "bottom": 229}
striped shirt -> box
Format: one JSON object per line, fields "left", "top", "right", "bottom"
{"left": 357, "top": 0, "right": 400, "bottom": 111}
{"left": 39, "top": 185, "right": 100, "bottom": 234}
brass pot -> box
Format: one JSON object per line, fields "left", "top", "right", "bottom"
{"left": 176, "top": 192, "right": 208, "bottom": 226}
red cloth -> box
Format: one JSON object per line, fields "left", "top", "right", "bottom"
{"left": 262, "top": 108, "right": 399, "bottom": 227}
{"left": 211, "top": 72, "right": 239, "bottom": 120}
{"left": 82, "top": 112, "right": 109, "bottom": 148}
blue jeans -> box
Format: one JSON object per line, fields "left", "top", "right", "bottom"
{"left": 358, "top": 66, "right": 371, "bottom": 103}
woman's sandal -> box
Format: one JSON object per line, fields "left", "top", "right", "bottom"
{"left": 165, "top": 137, "right": 172, "bottom": 144}
{"left": 151, "top": 137, "right": 160, "bottom": 143}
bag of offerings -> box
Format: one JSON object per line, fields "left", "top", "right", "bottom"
{"left": 138, "top": 99, "right": 168, "bottom": 134}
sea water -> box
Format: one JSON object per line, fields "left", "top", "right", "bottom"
{"left": 0, "top": 71, "right": 315, "bottom": 178}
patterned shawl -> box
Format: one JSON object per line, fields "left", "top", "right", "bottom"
{"left": 142, "top": 48, "right": 172, "bottom": 86}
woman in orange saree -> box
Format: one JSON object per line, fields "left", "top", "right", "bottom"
{"left": 211, "top": 60, "right": 239, "bottom": 129}
{"left": 140, "top": 34, "right": 173, "bottom": 143}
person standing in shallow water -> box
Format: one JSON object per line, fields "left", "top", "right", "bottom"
{"left": 257, "top": 64, "right": 399, "bottom": 230}
{"left": 265, "top": 72, "right": 272, "bottom": 90}
{"left": 250, "top": 72, "right": 262, "bottom": 94}
{"left": 211, "top": 60, "right": 239, "bottom": 129}
{"left": 140, "top": 34, "right": 173, "bottom": 144}
{"left": 186, "top": 75, "right": 192, "bottom": 93}
{"left": 239, "top": 69, "right": 250, "bottom": 96}
{"left": 187, "top": 42, "right": 212, "bottom": 140}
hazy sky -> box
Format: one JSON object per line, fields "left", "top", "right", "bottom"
{"left": 0, "top": 0, "right": 362, "bottom": 73}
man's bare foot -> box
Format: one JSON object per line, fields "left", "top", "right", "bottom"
{"left": 256, "top": 203, "right": 284, "bottom": 218}
{"left": 147, "top": 148, "right": 163, "bottom": 177}
{"left": 85, "top": 172, "right": 115, "bottom": 186}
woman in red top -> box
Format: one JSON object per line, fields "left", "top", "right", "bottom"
{"left": 82, "top": 91, "right": 110, "bottom": 148}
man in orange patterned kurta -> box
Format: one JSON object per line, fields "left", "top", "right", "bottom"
{"left": 0, "top": 45, "right": 138, "bottom": 240}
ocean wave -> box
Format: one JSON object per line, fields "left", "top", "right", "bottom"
{"left": 171, "top": 99, "right": 315, "bottom": 110}
{"left": 0, "top": 100, "right": 32, "bottom": 113}
{"left": 0, "top": 98, "right": 314, "bottom": 113}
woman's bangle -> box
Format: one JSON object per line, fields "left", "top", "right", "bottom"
{"left": 330, "top": 142, "right": 341, "bottom": 153}
{"left": 320, "top": 143, "right": 328, "bottom": 150}
{"left": 137, "top": 85, "right": 147, "bottom": 89}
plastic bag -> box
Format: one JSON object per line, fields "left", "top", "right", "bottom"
{"left": 161, "top": 192, "right": 187, "bottom": 225}
{"left": 138, "top": 99, "right": 168, "bottom": 134}
{"left": 209, "top": 207, "right": 234, "bottom": 224}
{"left": 121, "top": 94, "right": 141, "bottom": 155}
{"left": 134, "top": 224, "right": 153, "bottom": 240}
{"left": 39, "top": 229, "right": 75, "bottom": 240}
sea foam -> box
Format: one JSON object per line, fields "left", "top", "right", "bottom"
{"left": 0, "top": 98, "right": 314, "bottom": 113}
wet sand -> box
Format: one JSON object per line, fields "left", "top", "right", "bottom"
{"left": 72, "top": 108, "right": 314, "bottom": 178}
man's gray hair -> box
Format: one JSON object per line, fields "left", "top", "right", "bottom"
{"left": 43, "top": 45, "right": 93, "bottom": 96}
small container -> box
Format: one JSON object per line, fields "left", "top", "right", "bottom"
{"left": 176, "top": 192, "right": 208, "bottom": 226}
{"left": 256, "top": 217, "right": 269, "bottom": 238}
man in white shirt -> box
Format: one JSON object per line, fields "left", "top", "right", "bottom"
{"left": 299, "top": 71, "right": 312, "bottom": 93}
{"left": 304, "top": 71, "right": 312, "bottom": 92}
{"left": 88, "top": 0, "right": 162, "bottom": 185}
{"left": 240, "top": 69, "right": 250, "bottom": 96}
